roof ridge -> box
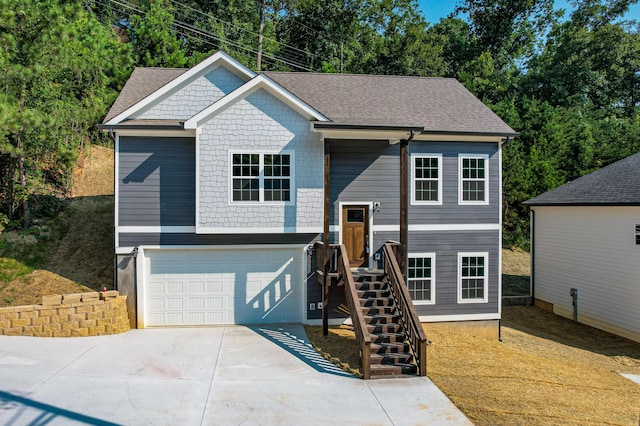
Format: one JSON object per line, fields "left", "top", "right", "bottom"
{"left": 263, "top": 71, "right": 458, "bottom": 81}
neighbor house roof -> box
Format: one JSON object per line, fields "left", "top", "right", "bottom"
{"left": 103, "top": 56, "right": 517, "bottom": 137}
{"left": 524, "top": 152, "right": 640, "bottom": 206}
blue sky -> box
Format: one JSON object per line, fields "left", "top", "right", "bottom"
{"left": 416, "top": 0, "right": 640, "bottom": 24}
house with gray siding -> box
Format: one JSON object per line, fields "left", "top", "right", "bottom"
{"left": 524, "top": 153, "right": 640, "bottom": 343}
{"left": 101, "top": 51, "right": 516, "bottom": 353}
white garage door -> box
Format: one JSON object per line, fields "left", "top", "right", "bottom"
{"left": 144, "top": 248, "right": 304, "bottom": 326}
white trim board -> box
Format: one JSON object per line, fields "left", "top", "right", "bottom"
{"left": 196, "top": 226, "right": 322, "bottom": 234}
{"left": 135, "top": 243, "right": 309, "bottom": 251}
{"left": 117, "top": 226, "right": 196, "bottom": 233}
{"left": 373, "top": 224, "right": 500, "bottom": 232}
{"left": 419, "top": 313, "right": 500, "bottom": 322}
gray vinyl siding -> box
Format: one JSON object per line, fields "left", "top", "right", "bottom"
{"left": 118, "top": 137, "right": 195, "bottom": 227}
{"left": 329, "top": 139, "right": 500, "bottom": 226}
{"left": 409, "top": 142, "right": 500, "bottom": 224}
{"left": 118, "top": 233, "right": 320, "bottom": 247}
{"left": 330, "top": 140, "right": 399, "bottom": 225}
{"left": 409, "top": 231, "right": 499, "bottom": 316}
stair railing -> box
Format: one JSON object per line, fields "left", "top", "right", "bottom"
{"left": 382, "top": 242, "right": 428, "bottom": 376}
{"left": 336, "top": 244, "right": 372, "bottom": 380}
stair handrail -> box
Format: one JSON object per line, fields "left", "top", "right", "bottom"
{"left": 382, "top": 242, "right": 428, "bottom": 376}
{"left": 337, "top": 244, "right": 372, "bottom": 380}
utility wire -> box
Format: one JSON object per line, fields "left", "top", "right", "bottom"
{"left": 102, "top": 0, "right": 317, "bottom": 71}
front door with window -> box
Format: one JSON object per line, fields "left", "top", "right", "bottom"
{"left": 342, "top": 205, "right": 369, "bottom": 267}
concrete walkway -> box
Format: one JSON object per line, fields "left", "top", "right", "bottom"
{"left": 0, "top": 325, "right": 471, "bottom": 425}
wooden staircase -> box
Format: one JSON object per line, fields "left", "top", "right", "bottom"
{"left": 315, "top": 241, "right": 427, "bottom": 380}
{"left": 353, "top": 271, "right": 418, "bottom": 377}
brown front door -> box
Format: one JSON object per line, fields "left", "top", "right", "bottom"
{"left": 342, "top": 205, "right": 369, "bottom": 267}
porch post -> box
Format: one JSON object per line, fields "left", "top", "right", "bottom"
{"left": 323, "top": 139, "right": 331, "bottom": 336}
{"left": 399, "top": 138, "right": 409, "bottom": 278}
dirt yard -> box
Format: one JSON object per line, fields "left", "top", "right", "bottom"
{"left": 306, "top": 306, "right": 640, "bottom": 425}
{"left": 426, "top": 306, "right": 640, "bottom": 425}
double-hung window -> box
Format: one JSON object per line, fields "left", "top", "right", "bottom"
{"left": 231, "top": 152, "right": 293, "bottom": 203}
{"left": 458, "top": 252, "right": 488, "bottom": 303}
{"left": 407, "top": 254, "right": 435, "bottom": 304}
{"left": 412, "top": 155, "right": 442, "bottom": 205}
{"left": 459, "top": 154, "right": 489, "bottom": 204}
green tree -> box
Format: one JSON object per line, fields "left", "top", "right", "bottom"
{"left": 129, "top": 0, "right": 187, "bottom": 67}
{"left": 0, "top": 0, "right": 131, "bottom": 227}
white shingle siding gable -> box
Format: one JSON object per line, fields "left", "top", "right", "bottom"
{"left": 198, "top": 89, "right": 323, "bottom": 230}
{"left": 134, "top": 67, "right": 245, "bottom": 120}
{"left": 532, "top": 205, "right": 640, "bottom": 343}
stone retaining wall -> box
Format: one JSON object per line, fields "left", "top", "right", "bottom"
{"left": 0, "top": 291, "right": 130, "bottom": 337}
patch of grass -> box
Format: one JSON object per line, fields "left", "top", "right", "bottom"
{"left": 0, "top": 258, "right": 33, "bottom": 283}
{"left": 304, "top": 325, "right": 362, "bottom": 377}
{"left": 502, "top": 247, "right": 531, "bottom": 297}
{"left": 42, "top": 196, "right": 114, "bottom": 291}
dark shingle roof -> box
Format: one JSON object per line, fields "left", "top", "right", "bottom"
{"left": 265, "top": 72, "right": 516, "bottom": 135}
{"left": 103, "top": 65, "right": 516, "bottom": 136}
{"left": 524, "top": 152, "right": 640, "bottom": 206}
{"left": 103, "top": 67, "right": 188, "bottom": 123}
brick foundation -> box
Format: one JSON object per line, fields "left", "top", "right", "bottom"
{"left": 0, "top": 291, "right": 130, "bottom": 337}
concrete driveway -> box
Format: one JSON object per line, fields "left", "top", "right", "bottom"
{"left": 0, "top": 325, "right": 471, "bottom": 425}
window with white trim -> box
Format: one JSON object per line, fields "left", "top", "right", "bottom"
{"left": 458, "top": 252, "right": 488, "bottom": 303}
{"left": 407, "top": 254, "right": 435, "bottom": 304}
{"left": 412, "top": 155, "right": 442, "bottom": 204}
{"left": 459, "top": 154, "right": 489, "bottom": 204}
{"left": 231, "top": 152, "right": 292, "bottom": 203}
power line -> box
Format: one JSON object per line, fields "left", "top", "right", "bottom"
{"left": 168, "top": 0, "right": 313, "bottom": 67}
{"left": 100, "top": 0, "right": 320, "bottom": 71}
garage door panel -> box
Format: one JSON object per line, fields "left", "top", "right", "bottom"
{"left": 145, "top": 248, "right": 303, "bottom": 326}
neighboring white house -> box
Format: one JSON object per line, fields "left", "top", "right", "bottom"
{"left": 524, "top": 152, "right": 640, "bottom": 343}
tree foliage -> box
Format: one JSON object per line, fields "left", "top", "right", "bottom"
{"left": 0, "top": 0, "right": 131, "bottom": 227}
{"left": 2, "top": 0, "right": 639, "bottom": 248}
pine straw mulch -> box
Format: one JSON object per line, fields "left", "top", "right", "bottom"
{"left": 304, "top": 306, "right": 640, "bottom": 425}
{"left": 304, "top": 324, "right": 363, "bottom": 378}
{"left": 425, "top": 306, "right": 640, "bottom": 426}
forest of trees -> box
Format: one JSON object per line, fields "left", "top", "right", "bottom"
{"left": 1, "top": 0, "right": 639, "bottom": 247}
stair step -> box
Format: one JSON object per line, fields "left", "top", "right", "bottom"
{"left": 367, "top": 323, "right": 404, "bottom": 334}
{"left": 370, "top": 352, "right": 414, "bottom": 365}
{"left": 355, "top": 281, "right": 387, "bottom": 291}
{"left": 370, "top": 363, "right": 418, "bottom": 377}
{"left": 364, "top": 313, "right": 400, "bottom": 324}
{"left": 371, "top": 332, "right": 406, "bottom": 343}
{"left": 363, "top": 306, "right": 396, "bottom": 316}
{"left": 359, "top": 297, "right": 395, "bottom": 307}
{"left": 357, "top": 289, "right": 391, "bottom": 299}
{"left": 371, "top": 342, "right": 410, "bottom": 354}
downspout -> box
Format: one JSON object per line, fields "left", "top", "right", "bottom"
{"left": 107, "top": 129, "right": 118, "bottom": 291}
{"left": 530, "top": 209, "right": 535, "bottom": 306}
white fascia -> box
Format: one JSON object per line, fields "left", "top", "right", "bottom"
{"left": 184, "top": 74, "right": 329, "bottom": 129}
{"left": 105, "top": 51, "right": 256, "bottom": 125}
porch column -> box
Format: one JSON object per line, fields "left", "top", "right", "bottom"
{"left": 399, "top": 138, "right": 409, "bottom": 277}
{"left": 323, "top": 139, "right": 331, "bottom": 336}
